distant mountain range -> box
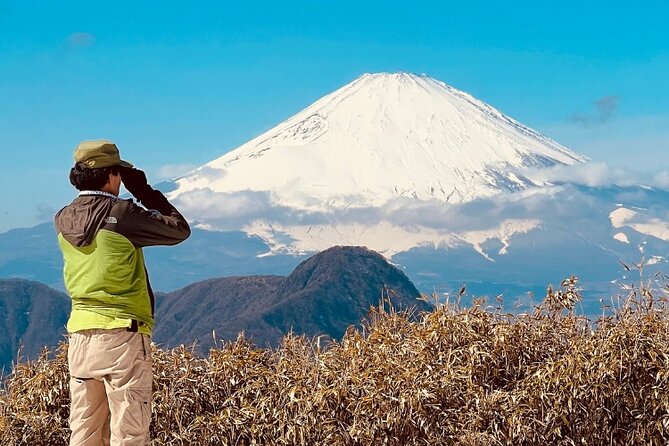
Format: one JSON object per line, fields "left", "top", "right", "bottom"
{"left": 2, "top": 72, "right": 669, "bottom": 315}
{"left": 0, "top": 246, "right": 427, "bottom": 371}
{"left": 0, "top": 222, "right": 303, "bottom": 292}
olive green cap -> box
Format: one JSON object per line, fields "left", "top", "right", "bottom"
{"left": 73, "top": 140, "right": 133, "bottom": 169}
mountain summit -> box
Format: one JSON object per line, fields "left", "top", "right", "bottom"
{"left": 165, "top": 72, "right": 591, "bottom": 255}
{"left": 169, "top": 72, "right": 585, "bottom": 210}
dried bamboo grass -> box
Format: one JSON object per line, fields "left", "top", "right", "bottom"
{"left": 2, "top": 276, "right": 669, "bottom": 445}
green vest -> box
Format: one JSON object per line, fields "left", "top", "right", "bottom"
{"left": 58, "top": 229, "right": 153, "bottom": 335}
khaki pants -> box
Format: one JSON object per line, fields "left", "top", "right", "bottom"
{"left": 68, "top": 329, "right": 152, "bottom": 446}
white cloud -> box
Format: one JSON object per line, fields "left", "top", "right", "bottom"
{"left": 653, "top": 171, "right": 669, "bottom": 189}
{"left": 168, "top": 171, "right": 669, "bottom": 256}
{"left": 524, "top": 162, "right": 639, "bottom": 188}
{"left": 154, "top": 164, "right": 198, "bottom": 181}
{"left": 171, "top": 184, "right": 584, "bottom": 235}
{"left": 35, "top": 202, "right": 56, "bottom": 223}
{"left": 172, "top": 189, "right": 274, "bottom": 229}
{"left": 522, "top": 161, "right": 669, "bottom": 191}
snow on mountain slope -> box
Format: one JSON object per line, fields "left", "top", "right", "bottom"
{"left": 610, "top": 207, "right": 669, "bottom": 241}
{"left": 167, "top": 72, "right": 589, "bottom": 255}
{"left": 243, "top": 218, "right": 542, "bottom": 257}
{"left": 169, "top": 73, "right": 586, "bottom": 209}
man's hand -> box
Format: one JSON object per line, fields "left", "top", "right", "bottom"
{"left": 120, "top": 166, "right": 174, "bottom": 215}
{"left": 121, "top": 167, "right": 151, "bottom": 200}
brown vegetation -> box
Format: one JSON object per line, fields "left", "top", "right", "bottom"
{"left": 2, "top": 276, "right": 669, "bottom": 445}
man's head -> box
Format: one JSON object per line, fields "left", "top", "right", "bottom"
{"left": 69, "top": 140, "right": 132, "bottom": 195}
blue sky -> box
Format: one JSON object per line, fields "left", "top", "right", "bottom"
{"left": 1, "top": 0, "right": 668, "bottom": 232}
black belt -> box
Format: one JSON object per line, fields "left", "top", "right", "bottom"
{"left": 127, "top": 319, "right": 139, "bottom": 332}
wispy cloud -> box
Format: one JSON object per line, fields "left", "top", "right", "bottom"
{"left": 569, "top": 95, "right": 621, "bottom": 126}
{"left": 35, "top": 202, "right": 55, "bottom": 222}
{"left": 170, "top": 185, "right": 575, "bottom": 234}
{"left": 154, "top": 164, "right": 198, "bottom": 181}
{"left": 531, "top": 162, "right": 669, "bottom": 192}
{"left": 66, "top": 32, "right": 96, "bottom": 48}
{"left": 174, "top": 189, "right": 275, "bottom": 229}
{"left": 166, "top": 165, "right": 669, "bottom": 262}
{"left": 653, "top": 171, "right": 669, "bottom": 189}
{"left": 524, "top": 162, "right": 638, "bottom": 188}
{"left": 175, "top": 171, "right": 669, "bottom": 235}
{"left": 594, "top": 96, "right": 620, "bottom": 119}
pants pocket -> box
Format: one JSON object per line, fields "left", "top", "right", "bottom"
{"left": 108, "top": 386, "right": 151, "bottom": 443}
{"left": 127, "top": 387, "right": 152, "bottom": 436}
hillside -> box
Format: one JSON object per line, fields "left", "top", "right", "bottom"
{"left": 0, "top": 279, "right": 69, "bottom": 372}
{"left": 155, "top": 246, "right": 428, "bottom": 351}
{"left": 154, "top": 275, "right": 286, "bottom": 350}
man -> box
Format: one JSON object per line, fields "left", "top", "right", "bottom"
{"left": 54, "top": 140, "right": 190, "bottom": 446}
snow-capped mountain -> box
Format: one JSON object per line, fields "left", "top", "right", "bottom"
{"left": 3, "top": 72, "right": 668, "bottom": 313}
{"left": 171, "top": 73, "right": 585, "bottom": 208}
{"left": 166, "top": 72, "right": 590, "bottom": 255}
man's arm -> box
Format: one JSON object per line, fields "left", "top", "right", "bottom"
{"left": 113, "top": 167, "right": 191, "bottom": 248}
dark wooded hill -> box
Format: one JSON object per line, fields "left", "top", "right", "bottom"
{"left": 0, "top": 279, "right": 69, "bottom": 373}
{"left": 154, "top": 246, "right": 429, "bottom": 352}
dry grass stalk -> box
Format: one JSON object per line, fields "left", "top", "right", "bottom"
{"left": 2, "top": 277, "right": 669, "bottom": 445}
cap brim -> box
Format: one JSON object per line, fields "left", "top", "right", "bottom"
{"left": 118, "top": 160, "right": 133, "bottom": 168}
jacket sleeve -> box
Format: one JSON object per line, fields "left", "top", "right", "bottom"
{"left": 112, "top": 193, "right": 191, "bottom": 248}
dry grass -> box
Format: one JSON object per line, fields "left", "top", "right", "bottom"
{"left": 2, "top": 276, "right": 669, "bottom": 445}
